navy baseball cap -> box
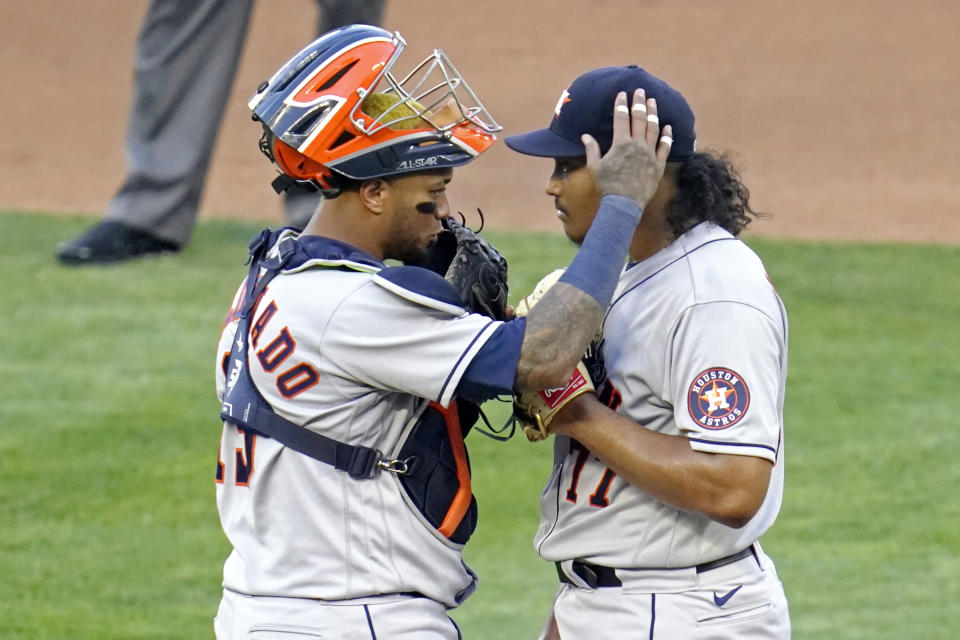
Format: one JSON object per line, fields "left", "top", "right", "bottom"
{"left": 505, "top": 65, "right": 696, "bottom": 161}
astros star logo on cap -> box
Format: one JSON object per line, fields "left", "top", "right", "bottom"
{"left": 553, "top": 89, "right": 571, "bottom": 118}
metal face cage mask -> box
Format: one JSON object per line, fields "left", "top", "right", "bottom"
{"left": 249, "top": 25, "right": 501, "bottom": 196}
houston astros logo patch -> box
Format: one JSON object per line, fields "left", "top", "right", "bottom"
{"left": 687, "top": 368, "right": 750, "bottom": 430}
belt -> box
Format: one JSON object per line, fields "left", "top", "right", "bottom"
{"left": 556, "top": 547, "right": 757, "bottom": 588}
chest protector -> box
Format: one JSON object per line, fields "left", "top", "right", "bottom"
{"left": 220, "top": 230, "right": 477, "bottom": 544}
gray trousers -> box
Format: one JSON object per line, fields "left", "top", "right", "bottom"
{"left": 106, "top": 0, "right": 386, "bottom": 246}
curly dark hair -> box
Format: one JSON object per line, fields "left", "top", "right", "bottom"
{"left": 664, "top": 151, "right": 765, "bottom": 238}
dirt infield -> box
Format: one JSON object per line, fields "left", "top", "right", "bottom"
{"left": 2, "top": 0, "right": 958, "bottom": 243}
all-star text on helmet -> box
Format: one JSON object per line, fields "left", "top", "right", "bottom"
{"left": 250, "top": 25, "right": 502, "bottom": 198}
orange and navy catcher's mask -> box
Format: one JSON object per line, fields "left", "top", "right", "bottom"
{"left": 250, "top": 24, "right": 501, "bottom": 197}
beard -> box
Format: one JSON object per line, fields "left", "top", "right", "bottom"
{"left": 384, "top": 202, "right": 435, "bottom": 265}
{"left": 395, "top": 242, "right": 430, "bottom": 266}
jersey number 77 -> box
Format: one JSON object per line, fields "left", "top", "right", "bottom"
{"left": 565, "top": 440, "right": 616, "bottom": 508}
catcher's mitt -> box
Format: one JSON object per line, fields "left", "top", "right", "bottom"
{"left": 423, "top": 214, "right": 509, "bottom": 320}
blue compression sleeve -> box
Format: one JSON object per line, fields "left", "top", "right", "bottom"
{"left": 558, "top": 195, "right": 643, "bottom": 306}
{"left": 456, "top": 318, "right": 526, "bottom": 402}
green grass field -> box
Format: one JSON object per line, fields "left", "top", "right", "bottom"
{"left": 1, "top": 211, "right": 958, "bottom": 639}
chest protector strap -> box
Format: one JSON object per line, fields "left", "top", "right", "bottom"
{"left": 220, "top": 230, "right": 389, "bottom": 478}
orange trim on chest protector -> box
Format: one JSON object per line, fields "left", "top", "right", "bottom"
{"left": 430, "top": 400, "right": 473, "bottom": 538}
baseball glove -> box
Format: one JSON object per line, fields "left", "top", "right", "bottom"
{"left": 512, "top": 269, "right": 607, "bottom": 442}
{"left": 514, "top": 361, "right": 598, "bottom": 442}
{"left": 423, "top": 214, "right": 509, "bottom": 320}
{"left": 514, "top": 268, "right": 565, "bottom": 317}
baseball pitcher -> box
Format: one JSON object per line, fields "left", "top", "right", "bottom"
{"left": 506, "top": 66, "right": 791, "bottom": 639}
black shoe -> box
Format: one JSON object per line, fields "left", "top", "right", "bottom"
{"left": 55, "top": 221, "right": 180, "bottom": 265}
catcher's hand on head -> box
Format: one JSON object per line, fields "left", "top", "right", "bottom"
{"left": 583, "top": 89, "right": 674, "bottom": 208}
{"left": 422, "top": 214, "right": 509, "bottom": 320}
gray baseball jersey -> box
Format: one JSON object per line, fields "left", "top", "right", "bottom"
{"left": 536, "top": 222, "right": 788, "bottom": 569}
{"left": 215, "top": 231, "right": 502, "bottom": 608}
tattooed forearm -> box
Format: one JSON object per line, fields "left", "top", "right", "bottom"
{"left": 514, "top": 282, "right": 605, "bottom": 392}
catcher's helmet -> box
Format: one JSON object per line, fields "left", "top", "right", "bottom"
{"left": 250, "top": 25, "right": 501, "bottom": 197}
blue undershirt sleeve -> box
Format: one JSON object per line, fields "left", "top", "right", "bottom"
{"left": 454, "top": 318, "right": 526, "bottom": 403}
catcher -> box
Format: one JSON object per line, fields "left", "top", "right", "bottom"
{"left": 213, "top": 26, "right": 671, "bottom": 640}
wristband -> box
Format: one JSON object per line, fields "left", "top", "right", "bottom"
{"left": 559, "top": 195, "right": 643, "bottom": 306}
